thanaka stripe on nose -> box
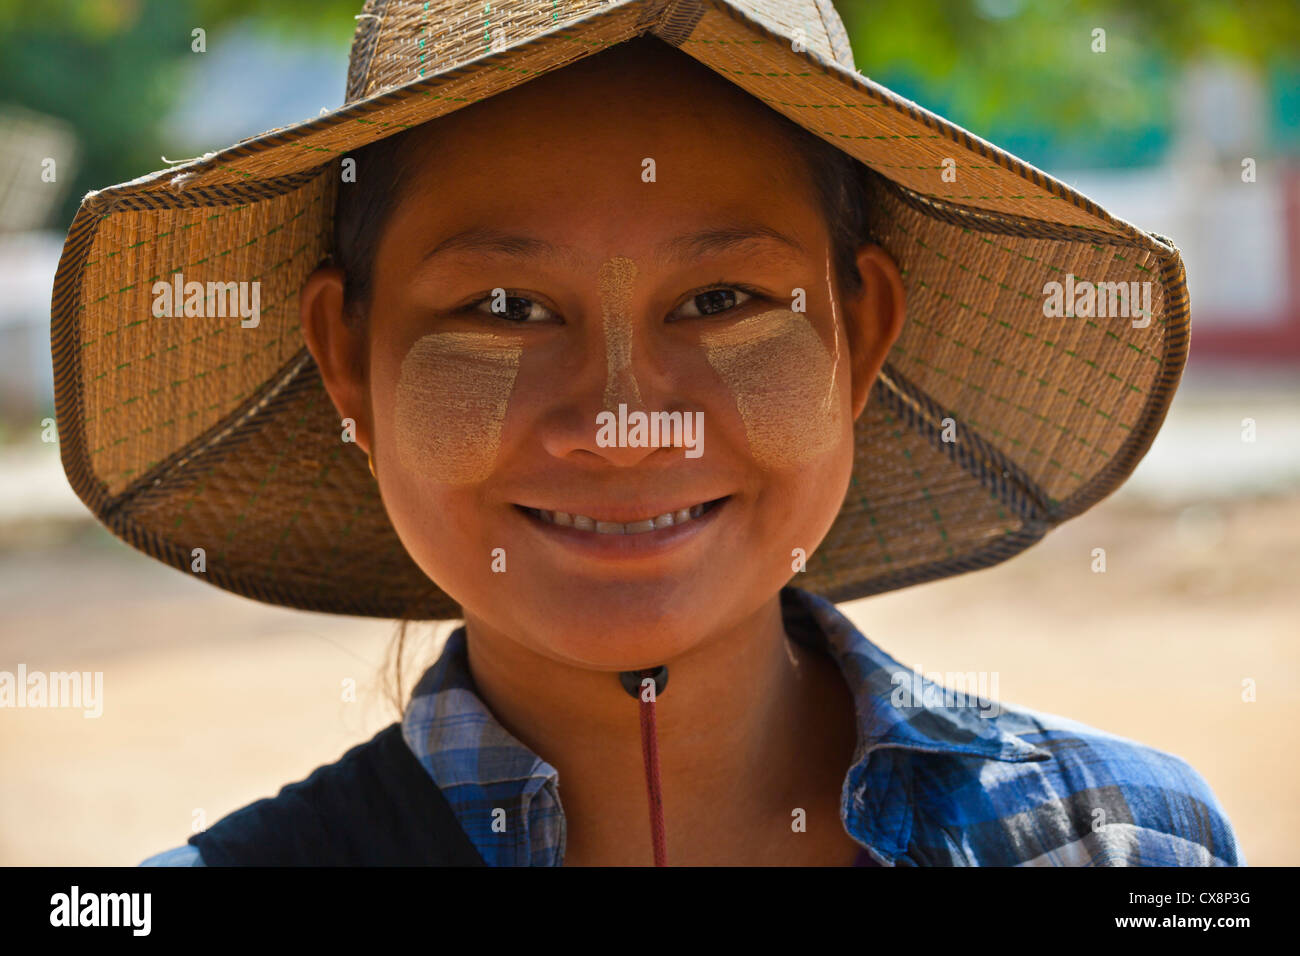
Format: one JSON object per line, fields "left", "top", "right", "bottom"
{"left": 598, "top": 256, "right": 643, "bottom": 411}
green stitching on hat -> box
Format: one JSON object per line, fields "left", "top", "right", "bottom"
{"left": 94, "top": 387, "right": 251, "bottom": 462}
{"left": 110, "top": 394, "right": 250, "bottom": 481}
{"left": 866, "top": 162, "right": 1001, "bottom": 172}
{"left": 902, "top": 310, "right": 1139, "bottom": 432}
{"left": 381, "top": 534, "right": 405, "bottom": 565}
{"left": 322, "top": 502, "right": 367, "bottom": 573}
{"left": 712, "top": 68, "right": 814, "bottom": 79}
{"left": 908, "top": 277, "right": 1150, "bottom": 393}
{"left": 847, "top": 469, "right": 892, "bottom": 564}
{"left": 1110, "top": 251, "right": 1153, "bottom": 274}
{"left": 899, "top": 224, "right": 1164, "bottom": 365}
{"left": 972, "top": 231, "right": 1164, "bottom": 332}
{"left": 885, "top": 413, "right": 953, "bottom": 555}
{"left": 945, "top": 404, "right": 1086, "bottom": 484}
{"left": 84, "top": 282, "right": 299, "bottom": 432}
{"left": 815, "top": 537, "right": 832, "bottom": 571}
{"left": 173, "top": 473, "right": 210, "bottom": 530}
{"left": 82, "top": 237, "right": 317, "bottom": 376}
{"left": 890, "top": 342, "right": 1110, "bottom": 470}
{"left": 86, "top": 287, "right": 296, "bottom": 430}
{"left": 217, "top": 390, "right": 322, "bottom": 564}
{"left": 89, "top": 378, "right": 263, "bottom": 456}
{"left": 808, "top": 123, "right": 942, "bottom": 144}
{"left": 995, "top": 506, "right": 1016, "bottom": 537}
{"left": 269, "top": 444, "right": 341, "bottom": 563}
{"left": 420, "top": 2, "right": 430, "bottom": 77}
{"left": 79, "top": 197, "right": 321, "bottom": 345}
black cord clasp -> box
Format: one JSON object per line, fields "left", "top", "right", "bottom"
{"left": 618, "top": 666, "right": 668, "bottom": 700}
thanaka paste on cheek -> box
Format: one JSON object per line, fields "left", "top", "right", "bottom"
{"left": 394, "top": 331, "right": 522, "bottom": 484}
{"left": 699, "top": 309, "right": 842, "bottom": 468}
{"left": 598, "top": 256, "right": 643, "bottom": 410}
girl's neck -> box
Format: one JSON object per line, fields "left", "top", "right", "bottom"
{"left": 462, "top": 595, "right": 861, "bottom": 865}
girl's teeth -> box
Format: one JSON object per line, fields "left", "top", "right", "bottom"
{"left": 534, "top": 502, "right": 716, "bottom": 534}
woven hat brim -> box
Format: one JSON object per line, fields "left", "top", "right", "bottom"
{"left": 50, "top": 0, "right": 1187, "bottom": 618}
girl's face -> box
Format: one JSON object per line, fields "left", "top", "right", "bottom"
{"left": 304, "top": 46, "right": 903, "bottom": 670}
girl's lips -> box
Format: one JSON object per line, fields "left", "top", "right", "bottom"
{"left": 514, "top": 496, "right": 730, "bottom": 560}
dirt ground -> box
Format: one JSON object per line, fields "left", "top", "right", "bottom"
{"left": 0, "top": 489, "right": 1295, "bottom": 866}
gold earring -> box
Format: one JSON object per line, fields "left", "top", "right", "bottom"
{"left": 367, "top": 453, "right": 376, "bottom": 478}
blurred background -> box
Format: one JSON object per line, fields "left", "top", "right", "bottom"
{"left": 1, "top": 0, "right": 1296, "bottom": 865}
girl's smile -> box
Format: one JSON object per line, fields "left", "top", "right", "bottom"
{"left": 513, "top": 494, "right": 731, "bottom": 561}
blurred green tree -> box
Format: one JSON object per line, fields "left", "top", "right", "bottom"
{"left": 0, "top": 0, "right": 357, "bottom": 229}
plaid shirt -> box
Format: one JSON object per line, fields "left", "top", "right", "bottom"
{"left": 142, "top": 586, "right": 1243, "bottom": 866}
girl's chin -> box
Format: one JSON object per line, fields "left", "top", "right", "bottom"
{"left": 473, "top": 598, "right": 714, "bottom": 665}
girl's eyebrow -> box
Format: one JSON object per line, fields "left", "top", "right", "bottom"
{"left": 418, "top": 221, "right": 806, "bottom": 270}
{"left": 658, "top": 222, "right": 807, "bottom": 264}
{"left": 420, "top": 227, "right": 574, "bottom": 267}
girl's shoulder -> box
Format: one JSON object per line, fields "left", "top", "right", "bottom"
{"left": 134, "top": 722, "right": 481, "bottom": 867}
{"left": 913, "top": 700, "right": 1246, "bottom": 866}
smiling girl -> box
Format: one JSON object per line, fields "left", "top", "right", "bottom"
{"left": 53, "top": 0, "right": 1240, "bottom": 867}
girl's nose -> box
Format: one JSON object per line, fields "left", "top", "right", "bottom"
{"left": 538, "top": 256, "right": 691, "bottom": 464}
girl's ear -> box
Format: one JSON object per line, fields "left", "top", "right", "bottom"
{"left": 299, "top": 264, "right": 374, "bottom": 455}
{"left": 843, "top": 243, "right": 905, "bottom": 421}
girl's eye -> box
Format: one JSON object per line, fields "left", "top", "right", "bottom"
{"left": 469, "top": 292, "right": 557, "bottom": 323}
{"left": 671, "top": 286, "right": 754, "bottom": 320}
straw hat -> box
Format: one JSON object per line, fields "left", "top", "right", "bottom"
{"left": 50, "top": 0, "right": 1187, "bottom": 619}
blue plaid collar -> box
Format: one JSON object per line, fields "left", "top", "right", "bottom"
{"left": 401, "top": 627, "right": 563, "bottom": 867}
{"left": 782, "top": 588, "right": 1049, "bottom": 763}
{"left": 781, "top": 588, "right": 1051, "bottom": 862}
{"left": 401, "top": 586, "right": 1050, "bottom": 866}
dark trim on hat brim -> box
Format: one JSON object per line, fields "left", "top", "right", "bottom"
{"left": 50, "top": 193, "right": 107, "bottom": 529}
{"left": 820, "top": 522, "right": 1050, "bottom": 606}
